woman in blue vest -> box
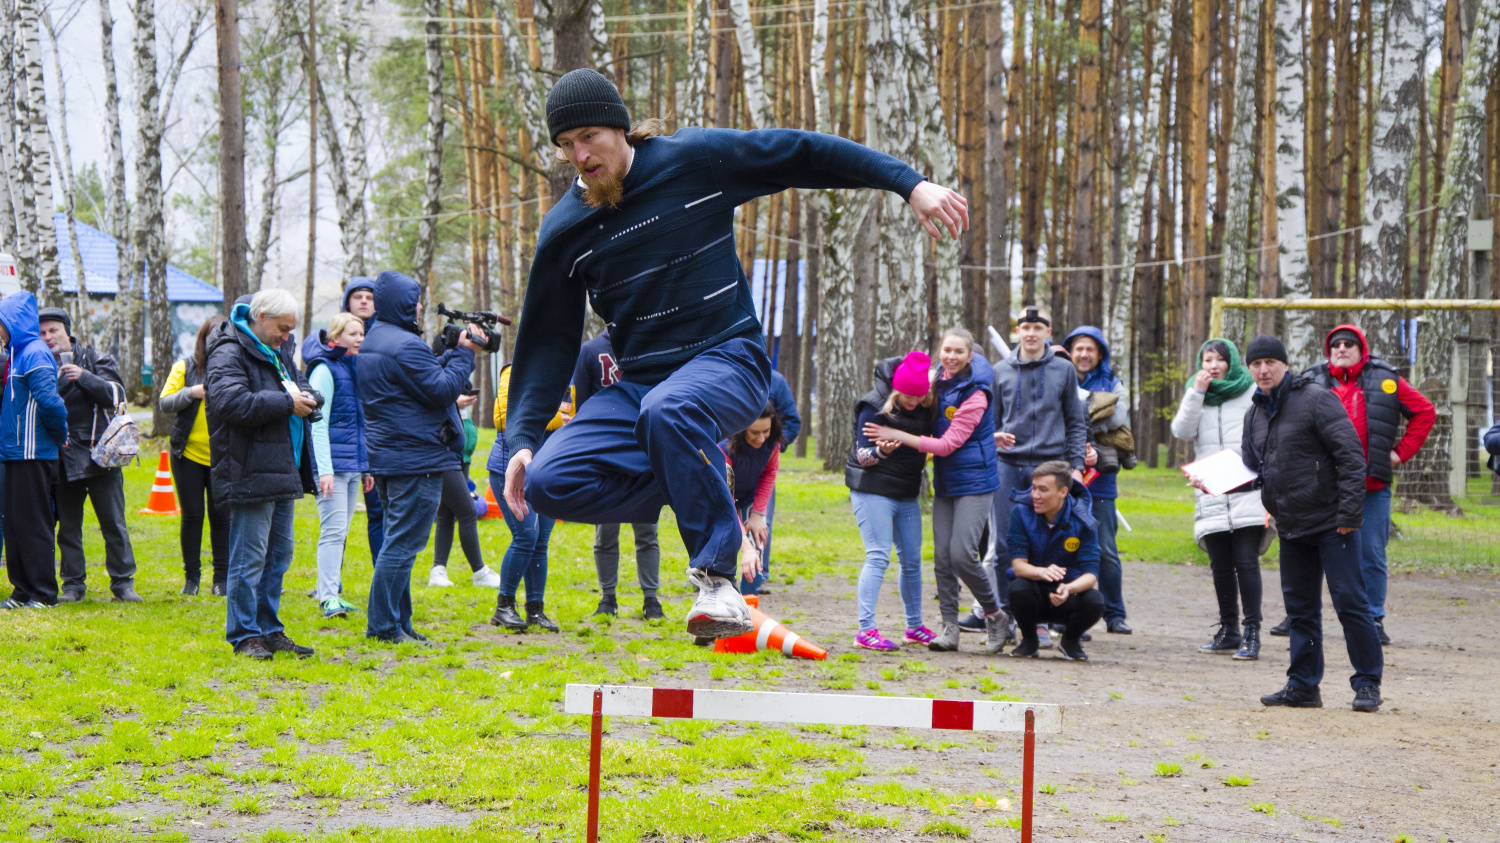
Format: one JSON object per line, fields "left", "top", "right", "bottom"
{"left": 306, "top": 313, "right": 371, "bottom": 619}
{"left": 846, "top": 351, "right": 936, "bottom": 651}
{"left": 722, "top": 403, "right": 783, "bottom": 592}
{"left": 864, "top": 328, "right": 1006, "bottom": 655}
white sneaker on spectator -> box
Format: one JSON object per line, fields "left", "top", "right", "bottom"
{"left": 428, "top": 566, "right": 454, "bottom": 588}
{"left": 471, "top": 566, "right": 501, "bottom": 588}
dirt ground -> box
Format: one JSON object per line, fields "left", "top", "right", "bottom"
{"left": 738, "top": 559, "right": 1500, "bottom": 842}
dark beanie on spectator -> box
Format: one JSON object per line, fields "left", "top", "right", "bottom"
{"left": 1245, "top": 335, "right": 1288, "bottom": 365}
{"left": 38, "top": 306, "right": 71, "bottom": 334}
{"left": 546, "top": 69, "right": 631, "bottom": 145}
{"left": 1328, "top": 328, "right": 1361, "bottom": 349}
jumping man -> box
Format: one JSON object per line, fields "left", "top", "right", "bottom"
{"left": 503, "top": 69, "right": 969, "bottom": 639}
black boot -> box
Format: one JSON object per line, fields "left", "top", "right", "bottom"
{"left": 592, "top": 595, "right": 618, "bottom": 617}
{"left": 1200, "top": 623, "right": 1242, "bottom": 653}
{"left": 1233, "top": 624, "right": 1260, "bottom": 660}
{"left": 1268, "top": 616, "right": 1291, "bottom": 636}
{"left": 491, "top": 595, "right": 527, "bottom": 630}
{"left": 182, "top": 579, "right": 200, "bottom": 596}
{"left": 526, "top": 601, "right": 560, "bottom": 633}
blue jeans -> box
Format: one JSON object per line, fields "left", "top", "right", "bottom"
{"left": 850, "top": 491, "right": 924, "bottom": 632}
{"left": 365, "top": 486, "right": 384, "bottom": 564}
{"left": 225, "top": 500, "right": 296, "bottom": 646}
{"left": 740, "top": 491, "right": 775, "bottom": 595}
{"left": 1279, "top": 528, "right": 1383, "bottom": 692}
{"left": 494, "top": 471, "right": 556, "bottom": 603}
{"left": 526, "top": 337, "right": 770, "bottom": 580}
{"left": 1359, "top": 487, "right": 1391, "bottom": 619}
{"left": 366, "top": 473, "right": 443, "bottom": 640}
{"left": 1092, "top": 497, "right": 1126, "bottom": 622}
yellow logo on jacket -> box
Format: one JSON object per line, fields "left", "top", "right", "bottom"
{"left": 1064, "top": 537, "right": 1081, "bottom": 552}
{"left": 945, "top": 406, "right": 957, "bottom": 420}
{"left": 1381, "top": 379, "right": 1397, "bottom": 394}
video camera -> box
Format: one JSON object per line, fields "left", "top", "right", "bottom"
{"left": 436, "top": 302, "right": 511, "bottom": 353}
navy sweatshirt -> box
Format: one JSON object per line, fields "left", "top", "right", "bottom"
{"left": 505, "top": 127, "right": 927, "bottom": 456}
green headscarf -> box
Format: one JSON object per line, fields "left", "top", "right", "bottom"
{"left": 1192, "top": 337, "right": 1253, "bottom": 406}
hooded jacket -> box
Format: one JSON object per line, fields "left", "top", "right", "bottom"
{"left": 845, "top": 356, "right": 932, "bottom": 500}
{"left": 1303, "top": 324, "right": 1435, "bottom": 490}
{"left": 931, "top": 353, "right": 999, "bottom": 497}
{"left": 1241, "top": 371, "right": 1367, "bottom": 541}
{"left": 992, "top": 342, "right": 1089, "bottom": 469}
{"left": 0, "top": 292, "right": 68, "bottom": 462}
{"left": 303, "top": 335, "right": 369, "bottom": 474}
{"left": 343, "top": 277, "right": 376, "bottom": 325}
{"left": 357, "top": 270, "right": 475, "bottom": 476}
{"left": 52, "top": 338, "right": 126, "bottom": 482}
{"left": 1171, "top": 376, "right": 1272, "bottom": 551}
{"left": 1063, "top": 326, "right": 1131, "bottom": 500}
{"left": 203, "top": 308, "right": 316, "bottom": 506}
{"left": 1003, "top": 478, "right": 1100, "bottom": 582}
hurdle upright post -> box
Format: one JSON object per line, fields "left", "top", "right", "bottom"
{"left": 587, "top": 689, "right": 603, "bottom": 843}
{"left": 1022, "top": 708, "right": 1035, "bottom": 843}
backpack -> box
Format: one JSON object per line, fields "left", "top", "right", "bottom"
{"left": 90, "top": 383, "right": 142, "bottom": 468}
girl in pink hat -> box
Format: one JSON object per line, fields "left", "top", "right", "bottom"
{"left": 845, "top": 351, "right": 937, "bottom": 650}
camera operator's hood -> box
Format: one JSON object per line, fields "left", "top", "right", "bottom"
{"left": 373, "top": 270, "right": 422, "bottom": 334}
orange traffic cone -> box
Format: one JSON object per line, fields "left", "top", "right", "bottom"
{"left": 140, "top": 450, "right": 180, "bottom": 515}
{"left": 715, "top": 605, "right": 827, "bottom": 660}
{"left": 483, "top": 483, "right": 502, "bottom": 519}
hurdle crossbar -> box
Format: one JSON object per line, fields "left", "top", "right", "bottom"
{"left": 564, "top": 684, "right": 1063, "bottom": 842}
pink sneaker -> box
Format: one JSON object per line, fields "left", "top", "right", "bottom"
{"left": 903, "top": 625, "right": 937, "bottom": 644}
{"left": 855, "top": 629, "right": 899, "bottom": 651}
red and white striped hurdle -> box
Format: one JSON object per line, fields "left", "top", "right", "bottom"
{"left": 564, "top": 684, "right": 1063, "bottom": 842}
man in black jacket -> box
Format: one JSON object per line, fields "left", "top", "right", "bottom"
{"left": 206, "top": 289, "right": 320, "bottom": 661}
{"left": 39, "top": 309, "right": 141, "bottom": 603}
{"left": 1240, "top": 335, "right": 1382, "bottom": 712}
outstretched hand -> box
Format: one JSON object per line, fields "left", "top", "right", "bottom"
{"left": 908, "top": 181, "right": 970, "bottom": 241}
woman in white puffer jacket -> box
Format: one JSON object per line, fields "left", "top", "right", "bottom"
{"left": 1171, "top": 338, "right": 1272, "bottom": 661}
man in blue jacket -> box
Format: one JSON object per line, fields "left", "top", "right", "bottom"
{"left": 0, "top": 292, "right": 69, "bottom": 609}
{"left": 358, "top": 270, "right": 488, "bottom": 644}
{"left": 502, "top": 69, "right": 968, "bottom": 640}
{"left": 1005, "top": 461, "right": 1105, "bottom": 661}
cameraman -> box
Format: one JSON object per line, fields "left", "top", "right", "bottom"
{"left": 358, "top": 270, "right": 489, "bottom": 644}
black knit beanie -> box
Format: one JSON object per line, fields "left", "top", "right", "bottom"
{"left": 546, "top": 69, "right": 631, "bottom": 145}
{"left": 1244, "top": 335, "right": 1289, "bottom": 365}
{"left": 1328, "top": 328, "right": 1362, "bottom": 350}
{"left": 38, "top": 306, "right": 71, "bottom": 335}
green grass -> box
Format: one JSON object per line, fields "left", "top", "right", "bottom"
{"left": 1221, "top": 774, "right": 1254, "bottom": 787}
{"left": 1153, "top": 761, "right": 1183, "bottom": 778}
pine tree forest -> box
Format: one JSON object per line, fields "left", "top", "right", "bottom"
{"left": 6, "top": 0, "right": 1500, "bottom": 503}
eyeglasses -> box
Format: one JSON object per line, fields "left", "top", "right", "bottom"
{"left": 1330, "top": 340, "right": 1360, "bottom": 350}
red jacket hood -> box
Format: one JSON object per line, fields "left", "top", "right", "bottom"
{"left": 1325, "top": 323, "right": 1370, "bottom": 381}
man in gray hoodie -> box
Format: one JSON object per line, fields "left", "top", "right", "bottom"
{"left": 984, "top": 307, "right": 1088, "bottom": 637}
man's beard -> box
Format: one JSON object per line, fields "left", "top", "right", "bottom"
{"left": 581, "top": 165, "right": 626, "bottom": 210}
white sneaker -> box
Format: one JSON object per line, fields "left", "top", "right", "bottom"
{"left": 471, "top": 566, "right": 501, "bottom": 588}
{"left": 685, "top": 567, "right": 753, "bottom": 639}
{"left": 427, "top": 566, "right": 454, "bottom": 587}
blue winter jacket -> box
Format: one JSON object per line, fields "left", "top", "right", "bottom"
{"left": 722, "top": 437, "right": 776, "bottom": 512}
{"left": 0, "top": 292, "right": 68, "bottom": 461}
{"left": 358, "top": 270, "right": 475, "bottom": 476}
{"left": 769, "top": 370, "right": 801, "bottom": 451}
{"left": 303, "top": 336, "right": 369, "bottom": 473}
{"left": 1004, "top": 479, "right": 1100, "bottom": 584}
{"left": 1062, "top": 325, "right": 1129, "bottom": 500}
{"left": 932, "top": 354, "right": 999, "bottom": 498}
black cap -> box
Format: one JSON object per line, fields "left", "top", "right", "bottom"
{"left": 546, "top": 69, "right": 631, "bottom": 145}
{"left": 38, "top": 307, "right": 71, "bottom": 334}
{"left": 1245, "top": 334, "right": 1289, "bottom": 365}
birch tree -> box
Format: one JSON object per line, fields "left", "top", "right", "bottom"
{"left": 866, "top": 0, "right": 921, "bottom": 355}
{"left": 1273, "top": 0, "right": 1314, "bottom": 366}
{"left": 679, "top": 0, "right": 710, "bottom": 127}
{"left": 1219, "top": 0, "right": 1265, "bottom": 311}
{"left": 1360, "top": 0, "right": 1425, "bottom": 353}
{"left": 97, "top": 0, "right": 131, "bottom": 328}
{"left": 16, "top": 0, "right": 60, "bottom": 303}
{"left": 42, "top": 8, "right": 89, "bottom": 333}
{"left": 411, "top": 0, "right": 445, "bottom": 301}
{"left": 727, "top": 0, "right": 773, "bottom": 129}
{"left": 909, "top": 6, "right": 961, "bottom": 332}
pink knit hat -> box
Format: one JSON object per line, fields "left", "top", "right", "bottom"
{"left": 891, "top": 351, "right": 933, "bottom": 397}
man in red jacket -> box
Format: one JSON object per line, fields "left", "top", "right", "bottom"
{"left": 1274, "top": 325, "right": 1434, "bottom": 645}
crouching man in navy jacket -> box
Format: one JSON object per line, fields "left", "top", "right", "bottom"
{"left": 1005, "top": 460, "right": 1105, "bottom": 661}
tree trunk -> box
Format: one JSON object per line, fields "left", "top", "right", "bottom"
{"left": 98, "top": 0, "right": 132, "bottom": 362}
{"left": 1181, "top": 0, "right": 1210, "bottom": 361}
{"left": 1274, "top": 0, "right": 1314, "bottom": 367}
{"left": 41, "top": 9, "right": 90, "bottom": 339}
{"left": 866, "top": 0, "right": 920, "bottom": 354}
{"left": 1068, "top": 0, "right": 1103, "bottom": 329}
{"left": 908, "top": 5, "right": 961, "bottom": 332}
{"left": 411, "top": 0, "right": 444, "bottom": 309}
{"left": 728, "top": 0, "right": 773, "bottom": 128}
{"left": 798, "top": 209, "right": 820, "bottom": 460}
{"left": 304, "top": 0, "right": 318, "bottom": 334}
{"left": 16, "top": 0, "right": 59, "bottom": 304}
{"left": 984, "top": 1, "right": 1010, "bottom": 335}
{"left": 1254, "top": 0, "right": 1280, "bottom": 336}
{"left": 681, "top": 0, "right": 709, "bottom": 126}
{"left": 217, "top": 0, "right": 248, "bottom": 309}
{"left": 1220, "top": 0, "right": 1263, "bottom": 303}
{"left": 1360, "top": 0, "right": 1425, "bottom": 353}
